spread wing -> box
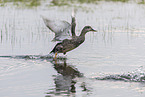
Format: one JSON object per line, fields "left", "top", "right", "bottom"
{"left": 42, "top": 16, "right": 71, "bottom": 36}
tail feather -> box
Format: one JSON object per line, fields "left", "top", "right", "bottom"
{"left": 49, "top": 43, "right": 62, "bottom": 54}
{"left": 50, "top": 47, "right": 55, "bottom": 54}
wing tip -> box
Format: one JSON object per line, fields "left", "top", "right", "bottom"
{"left": 71, "top": 8, "right": 77, "bottom": 18}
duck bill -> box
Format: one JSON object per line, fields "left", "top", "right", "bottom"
{"left": 91, "top": 29, "right": 97, "bottom": 32}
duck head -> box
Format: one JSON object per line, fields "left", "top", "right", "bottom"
{"left": 80, "top": 26, "right": 97, "bottom": 36}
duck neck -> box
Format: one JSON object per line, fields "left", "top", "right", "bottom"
{"left": 79, "top": 30, "right": 87, "bottom": 37}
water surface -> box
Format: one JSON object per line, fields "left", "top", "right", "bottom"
{"left": 1, "top": 1, "right": 145, "bottom": 97}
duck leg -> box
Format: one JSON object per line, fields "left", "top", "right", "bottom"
{"left": 54, "top": 52, "right": 58, "bottom": 60}
{"left": 54, "top": 57, "right": 57, "bottom": 64}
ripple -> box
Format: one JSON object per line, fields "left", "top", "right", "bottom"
{"left": 95, "top": 66, "right": 145, "bottom": 82}
{"left": 0, "top": 58, "right": 34, "bottom": 77}
{"left": 0, "top": 55, "right": 67, "bottom": 61}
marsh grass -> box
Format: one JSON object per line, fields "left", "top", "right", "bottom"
{"left": 105, "top": 0, "right": 129, "bottom": 2}
{"left": 0, "top": 0, "right": 144, "bottom": 54}
{"left": 50, "top": 0, "right": 129, "bottom": 6}
{"left": 0, "top": 0, "right": 131, "bottom": 8}
{"left": 138, "top": 0, "right": 145, "bottom": 4}
{"left": 0, "top": 0, "right": 41, "bottom": 8}
{"left": 0, "top": 30, "right": 2, "bottom": 43}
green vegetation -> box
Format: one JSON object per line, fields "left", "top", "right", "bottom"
{"left": 105, "top": 0, "right": 129, "bottom": 2}
{"left": 138, "top": 0, "right": 145, "bottom": 4}
{"left": 50, "top": 0, "right": 128, "bottom": 6}
{"left": 0, "top": 0, "right": 41, "bottom": 7}
{"left": 0, "top": 0, "right": 139, "bottom": 8}
{"left": 1, "top": 30, "right": 2, "bottom": 43}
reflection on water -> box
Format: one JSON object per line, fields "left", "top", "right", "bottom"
{"left": 1, "top": 55, "right": 145, "bottom": 96}
{"left": 46, "top": 59, "right": 84, "bottom": 96}
{"left": 0, "top": 54, "right": 90, "bottom": 96}
{"left": 1, "top": 0, "right": 145, "bottom": 97}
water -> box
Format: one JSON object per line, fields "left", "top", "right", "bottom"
{"left": 1, "top": 0, "right": 145, "bottom": 97}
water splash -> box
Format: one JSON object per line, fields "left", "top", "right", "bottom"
{"left": 0, "top": 55, "right": 67, "bottom": 61}
{"left": 95, "top": 66, "right": 145, "bottom": 82}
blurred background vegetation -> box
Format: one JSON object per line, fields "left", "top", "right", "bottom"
{"left": 0, "top": 0, "right": 135, "bottom": 8}
{"left": 0, "top": 0, "right": 41, "bottom": 7}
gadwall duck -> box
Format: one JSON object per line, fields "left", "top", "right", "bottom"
{"left": 50, "top": 26, "right": 97, "bottom": 59}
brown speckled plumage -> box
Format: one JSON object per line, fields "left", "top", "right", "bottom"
{"left": 50, "top": 26, "right": 97, "bottom": 56}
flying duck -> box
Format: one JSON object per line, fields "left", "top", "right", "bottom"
{"left": 50, "top": 26, "right": 97, "bottom": 59}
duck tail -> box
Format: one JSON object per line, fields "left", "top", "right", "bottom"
{"left": 49, "top": 43, "right": 61, "bottom": 54}
{"left": 49, "top": 48, "right": 55, "bottom": 54}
